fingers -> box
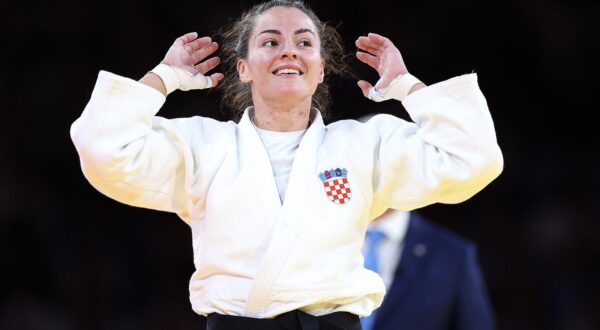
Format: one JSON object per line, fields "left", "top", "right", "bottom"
{"left": 357, "top": 80, "right": 372, "bottom": 98}
{"left": 355, "top": 33, "right": 395, "bottom": 55}
{"left": 209, "top": 73, "right": 225, "bottom": 87}
{"left": 366, "top": 33, "right": 392, "bottom": 47}
{"left": 356, "top": 51, "right": 379, "bottom": 70}
{"left": 194, "top": 56, "right": 221, "bottom": 74}
{"left": 355, "top": 37, "right": 382, "bottom": 56}
{"left": 185, "top": 36, "right": 212, "bottom": 53}
{"left": 190, "top": 42, "right": 219, "bottom": 64}
{"left": 177, "top": 32, "right": 199, "bottom": 45}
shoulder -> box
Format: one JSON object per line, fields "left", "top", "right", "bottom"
{"left": 160, "top": 116, "right": 238, "bottom": 145}
{"left": 324, "top": 114, "right": 411, "bottom": 139}
{"left": 169, "top": 115, "right": 235, "bottom": 128}
{"left": 324, "top": 118, "right": 360, "bottom": 131}
{"left": 326, "top": 114, "right": 408, "bottom": 129}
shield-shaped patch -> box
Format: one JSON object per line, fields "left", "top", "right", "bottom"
{"left": 319, "top": 168, "right": 352, "bottom": 204}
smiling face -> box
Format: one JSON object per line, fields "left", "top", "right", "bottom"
{"left": 237, "top": 6, "right": 325, "bottom": 106}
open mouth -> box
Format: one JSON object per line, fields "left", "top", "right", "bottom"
{"left": 273, "top": 68, "right": 304, "bottom": 76}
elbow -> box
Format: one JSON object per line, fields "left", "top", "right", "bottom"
{"left": 71, "top": 119, "right": 106, "bottom": 167}
{"left": 70, "top": 118, "right": 93, "bottom": 157}
{"left": 483, "top": 144, "right": 504, "bottom": 183}
{"left": 467, "top": 143, "right": 504, "bottom": 191}
{"left": 439, "top": 145, "right": 504, "bottom": 205}
{"left": 70, "top": 118, "right": 96, "bottom": 164}
{"left": 463, "top": 145, "right": 504, "bottom": 198}
{"left": 466, "top": 137, "right": 504, "bottom": 186}
{"left": 70, "top": 119, "right": 127, "bottom": 181}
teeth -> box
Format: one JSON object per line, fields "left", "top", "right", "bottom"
{"left": 276, "top": 68, "right": 300, "bottom": 75}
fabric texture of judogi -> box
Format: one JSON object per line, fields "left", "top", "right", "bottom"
{"left": 70, "top": 71, "right": 503, "bottom": 319}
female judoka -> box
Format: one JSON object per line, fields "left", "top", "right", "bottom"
{"left": 71, "top": 0, "right": 503, "bottom": 328}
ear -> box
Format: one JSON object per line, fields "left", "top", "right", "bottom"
{"left": 237, "top": 59, "right": 252, "bottom": 83}
{"left": 318, "top": 58, "right": 325, "bottom": 83}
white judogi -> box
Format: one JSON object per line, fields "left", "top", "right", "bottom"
{"left": 70, "top": 71, "right": 503, "bottom": 318}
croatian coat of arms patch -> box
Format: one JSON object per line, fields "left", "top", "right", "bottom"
{"left": 319, "top": 168, "right": 352, "bottom": 205}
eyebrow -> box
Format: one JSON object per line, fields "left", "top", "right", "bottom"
{"left": 258, "top": 28, "right": 315, "bottom": 36}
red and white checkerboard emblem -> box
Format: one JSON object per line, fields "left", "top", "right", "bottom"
{"left": 323, "top": 177, "right": 352, "bottom": 204}
{"left": 319, "top": 168, "right": 352, "bottom": 205}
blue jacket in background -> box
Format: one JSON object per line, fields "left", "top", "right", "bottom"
{"left": 372, "top": 212, "right": 496, "bottom": 330}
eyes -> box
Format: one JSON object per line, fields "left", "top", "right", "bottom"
{"left": 263, "top": 40, "right": 278, "bottom": 47}
{"left": 262, "top": 39, "right": 313, "bottom": 48}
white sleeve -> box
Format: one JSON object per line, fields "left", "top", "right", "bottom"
{"left": 369, "top": 73, "right": 503, "bottom": 215}
{"left": 70, "top": 71, "right": 220, "bottom": 218}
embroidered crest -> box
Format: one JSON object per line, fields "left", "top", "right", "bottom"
{"left": 319, "top": 168, "right": 352, "bottom": 205}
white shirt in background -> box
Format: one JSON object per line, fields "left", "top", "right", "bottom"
{"left": 365, "top": 210, "right": 410, "bottom": 289}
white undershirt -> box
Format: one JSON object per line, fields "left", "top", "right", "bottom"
{"left": 365, "top": 210, "right": 410, "bottom": 289}
{"left": 254, "top": 125, "right": 306, "bottom": 203}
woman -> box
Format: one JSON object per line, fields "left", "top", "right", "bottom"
{"left": 71, "top": 0, "right": 503, "bottom": 329}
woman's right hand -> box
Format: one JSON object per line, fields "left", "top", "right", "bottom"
{"left": 161, "top": 32, "right": 224, "bottom": 87}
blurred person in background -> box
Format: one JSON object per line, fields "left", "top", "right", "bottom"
{"left": 361, "top": 209, "right": 496, "bottom": 330}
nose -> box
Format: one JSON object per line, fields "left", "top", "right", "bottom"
{"left": 280, "top": 40, "right": 298, "bottom": 59}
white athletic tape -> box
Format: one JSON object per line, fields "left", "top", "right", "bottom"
{"left": 367, "top": 73, "right": 421, "bottom": 102}
{"left": 150, "top": 63, "right": 212, "bottom": 95}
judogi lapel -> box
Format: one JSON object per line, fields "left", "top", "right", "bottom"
{"left": 238, "top": 110, "right": 283, "bottom": 222}
{"left": 242, "top": 109, "right": 325, "bottom": 316}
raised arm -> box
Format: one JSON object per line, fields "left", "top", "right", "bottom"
{"left": 70, "top": 32, "right": 230, "bottom": 220}
{"left": 354, "top": 34, "right": 503, "bottom": 216}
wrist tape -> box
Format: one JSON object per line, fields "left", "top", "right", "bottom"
{"left": 149, "top": 63, "right": 212, "bottom": 95}
{"left": 367, "top": 73, "right": 421, "bottom": 102}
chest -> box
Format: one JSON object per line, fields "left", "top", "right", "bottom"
{"left": 199, "top": 138, "right": 373, "bottom": 236}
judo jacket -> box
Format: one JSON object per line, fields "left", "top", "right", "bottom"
{"left": 70, "top": 71, "right": 503, "bottom": 318}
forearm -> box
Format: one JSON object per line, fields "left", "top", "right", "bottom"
{"left": 71, "top": 71, "right": 184, "bottom": 211}
{"left": 375, "top": 74, "right": 503, "bottom": 210}
{"left": 72, "top": 71, "right": 165, "bottom": 176}
{"left": 409, "top": 82, "right": 426, "bottom": 95}
{"left": 140, "top": 72, "right": 168, "bottom": 96}
{"left": 401, "top": 74, "right": 503, "bottom": 203}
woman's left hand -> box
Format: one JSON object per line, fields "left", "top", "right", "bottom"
{"left": 355, "top": 33, "right": 408, "bottom": 98}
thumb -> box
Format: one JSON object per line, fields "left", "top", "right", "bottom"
{"left": 209, "top": 73, "right": 225, "bottom": 87}
{"left": 357, "top": 80, "right": 372, "bottom": 98}
{"left": 374, "top": 76, "right": 394, "bottom": 90}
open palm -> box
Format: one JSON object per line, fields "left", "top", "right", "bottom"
{"left": 355, "top": 33, "right": 408, "bottom": 97}
{"left": 162, "top": 32, "right": 224, "bottom": 86}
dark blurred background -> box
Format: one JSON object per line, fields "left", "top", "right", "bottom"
{"left": 1, "top": 0, "right": 599, "bottom": 329}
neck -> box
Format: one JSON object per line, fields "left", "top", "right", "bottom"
{"left": 252, "top": 96, "right": 312, "bottom": 132}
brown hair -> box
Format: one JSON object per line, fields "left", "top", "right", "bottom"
{"left": 217, "top": 0, "right": 352, "bottom": 121}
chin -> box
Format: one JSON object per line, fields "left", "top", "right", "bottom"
{"left": 272, "top": 86, "right": 312, "bottom": 98}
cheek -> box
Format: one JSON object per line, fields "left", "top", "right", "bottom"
{"left": 248, "top": 56, "right": 275, "bottom": 80}
{"left": 307, "top": 54, "right": 324, "bottom": 75}
{"left": 248, "top": 50, "right": 274, "bottom": 66}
